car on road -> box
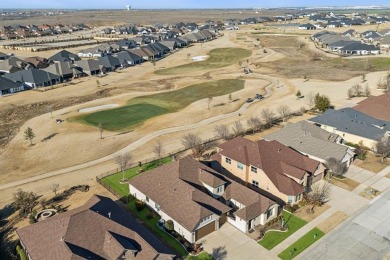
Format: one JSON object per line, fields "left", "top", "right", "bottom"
{"left": 255, "top": 94, "right": 264, "bottom": 99}
{"left": 246, "top": 98, "right": 253, "bottom": 103}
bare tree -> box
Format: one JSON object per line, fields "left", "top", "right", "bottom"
{"left": 306, "top": 92, "right": 315, "bottom": 110}
{"left": 247, "top": 116, "right": 262, "bottom": 134}
{"left": 326, "top": 158, "right": 347, "bottom": 178}
{"left": 347, "top": 88, "right": 354, "bottom": 100}
{"left": 181, "top": 133, "right": 216, "bottom": 158}
{"left": 207, "top": 97, "right": 213, "bottom": 109}
{"left": 260, "top": 108, "right": 276, "bottom": 128}
{"left": 12, "top": 189, "right": 38, "bottom": 216}
{"left": 153, "top": 140, "right": 164, "bottom": 165}
{"left": 50, "top": 183, "right": 60, "bottom": 197}
{"left": 228, "top": 93, "right": 232, "bottom": 103}
{"left": 377, "top": 73, "right": 390, "bottom": 92}
{"left": 304, "top": 182, "right": 331, "bottom": 213}
{"left": 351, "top": 84, "right": 363, "bottom": 97}
{"left": 47, "top": 105, "right": 53, "bottom": 118}
{"left": 375, "top": 137, "right": 390, "bottom": 163}
{"left": 214, "top": 124, "right": 231, "bottom": 140}
{"left": 277, "top": 105, "right": 291, "bottom": 122}
{"left": 98, "top": 123, "right": 103, "bottom": 139}
{"left": 115, "top": 153, "right": 132, "bottom": 181}
{"left": 364, "top": 84, "right": 371, "bottom": 97}
{"left": 231, "top": 121, "right": 246, "bottom": 137}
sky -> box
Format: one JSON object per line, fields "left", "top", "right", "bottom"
{"left": 1, "top": 0, "right": 390, "bottom": 9}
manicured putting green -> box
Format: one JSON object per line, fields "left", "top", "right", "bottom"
{"left": 78, "top": 79, "right": 245, "bottom": 131}
{"left": 155, "top": 48, "right": 252, "bottom": 75}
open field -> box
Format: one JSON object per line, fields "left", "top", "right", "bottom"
{"left": 155, "top": 48, "right": 252, "bottom": 75}
{"left": 77, "top": 79, "right": 245, "bottom": 130}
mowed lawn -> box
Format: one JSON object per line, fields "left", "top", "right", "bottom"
{"left": 278, "top": 227, "right": 325, "bottom": 260}
{"left": 259, "top": 211, "right": 307, "bottom": 250}
{"left": 78, "top": 79, "right": 245, "bottom": 131}
{"left": 155, "top": 48, "right": 252, "bottom": 75}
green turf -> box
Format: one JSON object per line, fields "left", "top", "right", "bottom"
{"left": 259, "top": 211, "right": 307, "bottom": 250}
{"left": 278, "top": 227, "right": 325, "bottom": 260}
{"left": 186, "top": 252, "right": 213, "bottom": 260}
{"left": 155, "top": 48, "right": 252, "bottom": 75}
{"left": 101, "top": 157, "right": 172, "bottom": 197}
{"left": 77, "top": 79, "right": 245, "bottom": 130}
{"left": 128, "top": 198, "right": 188, "bottom": 256}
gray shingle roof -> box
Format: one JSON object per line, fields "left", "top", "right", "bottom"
{"left": 264, "top": 121, "right": 352, "bottom": 162}
{"left": 4, "top": 68, "right": 60, "bottom": 85}
{"left": 0, "top": 77, "right": 23, "bottom": 91}
{"left": 309, "top": 108, "right": 390, "bottom": 141}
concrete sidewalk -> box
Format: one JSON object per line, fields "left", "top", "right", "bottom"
{"left": 352, "top": 166, "right": 390, "bottom": 194}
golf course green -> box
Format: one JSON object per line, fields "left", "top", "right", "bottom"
{"left": 78, "top": 79, "right": 245, "bottom": 131}
{"left": 155, "top": 48, "right": 252, "bottom": 75}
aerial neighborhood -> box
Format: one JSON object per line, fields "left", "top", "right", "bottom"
{"left": 0, "top": 6, "right": 390, "bottom": 260}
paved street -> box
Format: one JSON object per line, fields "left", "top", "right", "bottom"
{"left": 299, "top": 189, "right": 390, "bottom": 260}
{"left": 201, "top": 223, "right": 277, "bottom": 260}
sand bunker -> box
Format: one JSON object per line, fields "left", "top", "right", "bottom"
{"left": 79, "top": 104, "right": 119, "bottom": 113}
{"left": 191, "top": 56, "right": 208, "bottom": 61}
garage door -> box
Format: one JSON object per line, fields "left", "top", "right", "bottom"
{"left": 220, "top": 214, "right": 227, "bottom": 225}
{"left": 195, "top": 221, "right": 216, "bottom": 241}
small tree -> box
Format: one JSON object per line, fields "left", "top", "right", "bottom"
{"left": 152, "top": 59, "right": 156, "bottom": 69}
{"left": 207, "top": 97, "right": 213, "bottom": 109}
{"left": 351, "top": 84, "right": 363, "bottom": 97}
{"left": 181, "top": 133, "right": 215, "bottom": 158}
{"left": 24, "top": 127, "right": 35, "bottom": 145}
{"left": 364, "top": 84, "right": 371, "bottom": 97}
{"left": 347, "top": 88, "right": 354, "bottom": 99}
{"left": 326, "top": 158, "right": 347, "bottom": 178}
{"left": 277, "top": 105, "right": 291, "bottom": 122}
{"left": 153, "top": 140, "right": 164, "bottom": 165}
{"left": 306, "top": 92, "right": 315, "bottom": 110}
{"left": 47, "top": 105, "right": 53, "bottom": 118}
{"left": 231, "top": 121, "right": 246, "bottom": 137}
{"left": 98, "top": 123, "right": 103, "bottom": 139}
{"left": 260, "top": 108, "right": 275, "bottom": 128}
{"left": 305, "top": 182, "right": 331, "bottom": 213}
{"left": 296, "top": 90, "right": 302, "bottom": 99}
{"left": 12, "top": 189, "right": 38, "bottom": 217}
{"left": 247, "top": 116, "right": 262, "bottom": 134}
{"left": 361, "top": 74, "right": 366, "bottom": 82}
{"left": 164, "top": 219, "right": 174, "bottom": 231}
{"left": 96, "top": 79, "right": 100, "bottom": 87}
{"left": 214, "top": 124, "right": 231, "bottom": 140}
{"left": 228, "top": 93, "right": 232, "bottom": 103}
{"left": 114, "top": 153, "right": 132, "bottom": 182}
{"left": 375, "top": 137, "right": 390, "bottom": 163}
{"left": 50, "top": 183, "right": 60, "bottom": 197}
{"left": 314, "top": 93, "right": 331, "bottom": 112}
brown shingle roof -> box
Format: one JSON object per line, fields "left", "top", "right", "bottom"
{"left": 217, "top": 138, "right": 320, "bottom": 196}
{"left": 130, "top": 157, "right": 276, "bottom": 226}
{"left": 353, "top": 93, "right": 390, "bottom": 121}
{"left": 17, "top": 195, "right": 174, "bottom": 260}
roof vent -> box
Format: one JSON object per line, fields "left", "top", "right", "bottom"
{"left": 108, "top": 212, "right": 111, "bottom": 218}
{"left": 278, "top": 148, "right": 281, "bottom": 153}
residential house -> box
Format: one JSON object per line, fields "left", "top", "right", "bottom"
{"left": 160, "top": 41, "right": 178, "bottom": 51}
{"left": 353, "top": 93, "right": 390, "bottom": 121}
{"left": 211, "top": 137, "right": 323, "bottom": 205}
{"left": 75, "top": 60, "right": 105, "bottom": 76}
{"left": 379, "top": 35, "right": 390, "bottom": 49}
{"left": 98, "top": 55, "right": 121, "bottom": 72}
{"left": 298, "top": 23, "right": 317, "bottom": 30}
{"left": 4, "top": 68, "right": 60, "bottom": 88}
{"left": 129, "top": 156, "right": 279, "bottom": 242}
{"left": 327, "top": 40, "right": 358, "bottom": 52}
{"left": 116, "top": 39, "right": 137, "bottom": 49}
{"left": 361, "top": 30, "right": 381, "bottom": 43}
{"left": 309, "top": 108, "right": 390, "bottom": 150}
{"left": 43, "top": 61, "right": 74, "bottom": 81}
{"left": 24, "top": 56, "right": 52, "bottom": 69}
{"left": 0, "top": 56, "right": 31, "bottom": 74}
{"left": 114, "top": 51, "right": 143, "bottom": 66}
{"left": 339, "top": 42, "right": 380, "bottom": 55}
{"left": 0, "top": 52, "right": 9, "bottom": 61}
{"left": 17, "top": 195, "right": 175, "bottom": 260}
{"left": 78, "top": 47, "right": 107, "bottom": 58}
{"left": 264, "top": 121, "right": 355, "bottom": 167}
{"left": 341, "top": 29, "right": 358, "bottom": 38}
{"left": 48, "top": 50, "right": 81, "bottom": 63}
{"left": 0, "top": 77, "right": 25, "bottom": 96}
{"left": 129, "top": 47, "right": 158, "bottom": 61}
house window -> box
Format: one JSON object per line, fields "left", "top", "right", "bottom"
{"left": 237, "top": 162, "right": 244, "bottom": 170}
{"left": 146, "top": 196, "right": 149, "bottom": 202}
{"left": 288, "top": 196, "right": 294, "bottom": 203}
{"left": 155, "top": 203, "right": 160, "bottom": 211}
{"left": 251, "top": 166, "right": 257, "bottom": 173}
{"left": 201, "top": 215, "right": 212, "bottom": 223}
{"left": 225, "top": 157, "right": 231, "bottom": 164}
{"left": 252, "top": 180, "right": 259, "bottom": 188}
{"left": 266, "top": 207, "right": 273, "bottom": 219}
{"left": 216, "top": 186, "right": 223, "bottom": 193}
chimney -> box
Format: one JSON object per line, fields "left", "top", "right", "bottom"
{"left": 108, "top": 212, "right": 111, "bottom": 218}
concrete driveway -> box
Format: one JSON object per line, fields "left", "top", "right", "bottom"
{"left": 200, "top": 223, "right": 277, "bottom": 260}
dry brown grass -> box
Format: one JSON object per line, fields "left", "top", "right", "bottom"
{"left": 386, "top": 172, "right": 390, "bottom": 178}
{"left": 294, "top": 204, "right": 331, "bottom": 222}
{"left": 330, "top": 177, "right": 360, "bottom": 191}
{"left": 359, "top": 187, "right": 382, "bottom": 200}
{"left": 317, "top": 211, "right": 349, "bottom": 234}
{"left": 355, "top": 152, "right": 390, "bottom": 173}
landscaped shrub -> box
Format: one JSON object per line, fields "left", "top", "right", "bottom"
{"left": 146, "top": 211, "right": 155, "bottom": 219}
{"left": 164, "top": 219, "right": 174, "bottom": 231}
{"left": 135, "top": 200, "right": 145, "bottom": 211}
{"left": 16, "top": 245, "right": 27, "bottom": 260}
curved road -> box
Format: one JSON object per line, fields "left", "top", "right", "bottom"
{"left": 0, "top": 75, "right": 275, "bottom": 191}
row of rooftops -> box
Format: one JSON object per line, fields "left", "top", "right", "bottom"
{"left": 0, "top": 24, "right": 90, "bottom": 39}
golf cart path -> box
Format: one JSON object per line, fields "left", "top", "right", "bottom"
{"left": 0, "top": 75, "right": 275, "bottom": 191}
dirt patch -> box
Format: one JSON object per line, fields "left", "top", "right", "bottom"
{"left": 294, "top": 204, "right": 331, "bottom": 222}
{"left": 330, "top": 177, "right": 360, "bottom": 192}
{"left": 354, "top": 152, "right": 390, "bottom": 173}
{"left": 317, "top": 211, "right": 349, "bottom": 233}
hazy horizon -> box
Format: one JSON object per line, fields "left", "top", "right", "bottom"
{"left": 1, "top": 0, "right": 390, "bottom": 10}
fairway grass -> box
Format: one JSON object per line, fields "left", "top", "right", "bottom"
{"left": 78, "top": 79, "right": 245, "bottom": 131}
{"left": 155, "top": 48, "right": 252, "bottom": 75}
{"left": 278, "top": 227, "right": 325, "bottom": 259}
{"left": 259, "top": 211, "right": 307, "bottom": 250}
